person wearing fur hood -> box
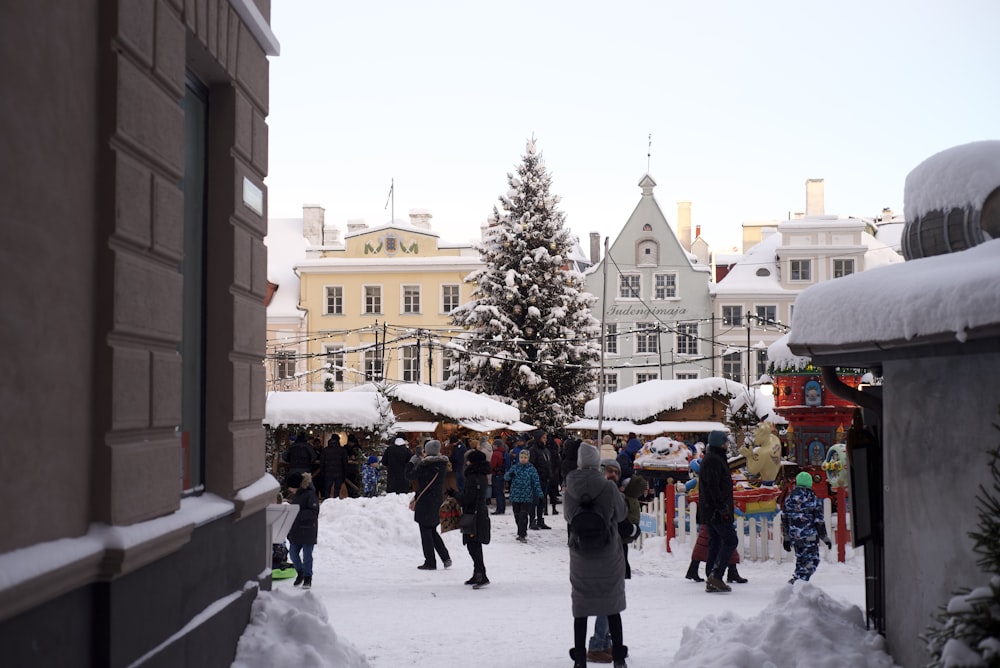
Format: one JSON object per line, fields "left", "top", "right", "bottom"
{"left": 406, "top": 439, "right": 452, "bottom": 570}
{"left": 285, "top": 471, "right": 320, "bottom": 588}
{"left": 460, "top": 449, "right": 492, "bottom": 588}
{"left": 564, "top": 443, "right": 629, "bottom": 668}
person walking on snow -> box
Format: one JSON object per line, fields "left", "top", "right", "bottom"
{"left": 699, "top": 430, "right": 739, "bottom": 593}
{"left": 285, "top": 471, "right": 319, "bottom": 589}
{"left": 504, "top": 449, "right": 543, "bottom": 542}
{"left": 460, "top": 449, "right": 492, "bottom": 588}
{"left": 406, "top": 439, "right": 452, "bottom": 570}
{"left": 782, "top": 471, "right": 831, "bottom": 583}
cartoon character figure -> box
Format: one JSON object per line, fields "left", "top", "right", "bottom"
{"left": 821, "top": 443, "right": 848, "bottom": 488}
{"left": 804, "top": 380, "right": 822, "bottom": 407}
{"left": 739, "top": 422, "right": 782, "bottom": 485}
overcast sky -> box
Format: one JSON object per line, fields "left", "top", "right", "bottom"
{"left": 265, "top": 0, "right": 998, "bottom": 252}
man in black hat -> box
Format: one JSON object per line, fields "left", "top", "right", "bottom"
{"left": 699, "top": 430, "right": 738, "bottom": 593}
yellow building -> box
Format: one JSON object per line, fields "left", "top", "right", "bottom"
{"left": 289, "top": 206, "right": 483, "bottom": 390}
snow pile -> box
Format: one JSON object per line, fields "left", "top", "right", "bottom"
{"left": 585, "top": 377, "right": 740, "bottom": 421}
{"left": 231, "top": 588, "right": 370, "bottom": 668}
{"left": 672, "top": 583, "right": 897, "bottom": 667}
{"left": 903, "top": 140, "right": 1000, "bottom": 221}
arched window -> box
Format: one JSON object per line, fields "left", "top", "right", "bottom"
{"left": 636, "top": 239, "right": 659, "bottom": 266}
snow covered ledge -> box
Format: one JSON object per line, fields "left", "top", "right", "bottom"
{"left": 0, "top": 474, "right": 279, "bottom": 622}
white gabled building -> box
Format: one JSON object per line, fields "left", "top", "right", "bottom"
{"left": 585, "top": 175, "right": 714, "bottom": 391}
{"left": 711, "top": 208, "right": 903, "bottom": 383}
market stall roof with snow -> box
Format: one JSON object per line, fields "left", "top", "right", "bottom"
{"left": 263, "top": 391, "right": 392, "bottom": 430}
{"left": 347, "top": 383, "right": 532, "bottom": 435}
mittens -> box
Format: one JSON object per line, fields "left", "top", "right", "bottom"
{"left": 824, "top": 538, "right": 832, "bottom": 549}
{"left": 783, "top": 540, "right": 792, "bottom": 552}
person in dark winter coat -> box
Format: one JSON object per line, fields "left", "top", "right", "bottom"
{"left": 406, "top": 439, "right": 452, "bottom": 570}
{"left": 461, "top": 449, "right": 492, "bottom": 588}
{"left": 449, "top": 437, "right": 468, "bottom": 494}
{"left": 505, "top": 449, "right": 544, "bottom": 542}
{"left": 285, "top": 471, "right": 320, "bottom": 588}
{"left": 319, "top": 434, "right": 349, "bottom": 500}
{"left": 565, "top": 443, "right": 629, "bottom": 668}
{"left": 490, "top": 439, "right": 508, "bottom": 514}
{"left": 381, "top": 437, "right": 412, "bottom": 494}
{"left": 782, "top": 471, "right": 831, "bottom": 583}
{"left": 699, "top": 430, "right": 738, "bottom": 594}
{"left": 528, "top": 431, "right": 553, "bottom": 530}
{"left": 282, "top": 432, "right": 318, "bottom": 485}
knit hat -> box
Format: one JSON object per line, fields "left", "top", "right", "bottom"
{"left": 519, "top": 449, "right": 530, "bottom": 461}
{"left": 424, "top": 439, "right": 442, "bottom": 456}
{"left": 467, "top": 450, "right": 487, "bottom": 464}
{"left": 796, "top": 471, "right": 814, "bottom": 488}
{"left": 393, "top": 437, "right": 407, "bottom": 446}
{"left": 367, "top": 455, "right": 378, "bottom": 465}
{"left": 285, "top": 472, "right": 304, "bottom": 489}
{"left": 577, "top": 443, "right": 600, "bottom": 469}
{"left": 707, "top": 430, "right": 728, "bottom": 449}
{"left": 602, "top": 435, "right": 613, "bottom": 445}
{"left": 601, "top": 458, "right": 621, "bottom": 472}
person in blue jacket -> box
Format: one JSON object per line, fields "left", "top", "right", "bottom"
{"left": 504, "top": 449, "right": 543, "bottom": 542}
{"left": 782, "top": 471, "right": 831, "bottom": 583}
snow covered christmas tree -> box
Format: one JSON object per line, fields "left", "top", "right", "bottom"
{"left": 446, "top": 138, "right": 600, "bottom": 427}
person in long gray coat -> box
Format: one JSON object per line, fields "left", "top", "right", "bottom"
{"left": 405, "top": 439, "right": 452, "bottom": 570}
{"left": 564, "top": 443, "right": 628, "bottom": 668}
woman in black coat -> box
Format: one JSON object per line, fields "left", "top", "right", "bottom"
{"left": 405, "top": 439, "right": 452, "bottom": 570}
{"left": 461, "top": 450, "right": 492, "bottom": 588}
{"left": 285, "top": 471, "right": 320, "bottom": 589}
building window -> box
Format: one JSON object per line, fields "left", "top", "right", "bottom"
{"left": 276, "top": 350, "right": 295, "bottom": 379}
{"left": 636, "top": 240, "right": 659, "bottom": 266}
{"left": 442, "top": 349, "right": 456, "bottom": 382}
{"left": 676, "top": 372, "right": 698, "bottom": 380}
{"left": 722, "top": 305, "right": 743, "bottom": 327}
{"left": 790, "top": 259, "right": 811, "bottom": 281}
{"left": 402, "top": 285, "right": 420, "bottom": 314}
{"left": 755, "top": 305, "right": 777, "bottom": 327}
{"left": 654, "top": 273, "right": 677, "bottom": 299}
{"left": 756, "top": 349, "right": 768, "bottom": 380}
{"left": 442, "top": 284, "right": 460, "bottom": 313}
{"left": 676, "top": 323, "right": 698, "bottom": 355}
{"left": 364, "top": 348, "right": 382, "bottom": 381}
{"left": 833, "top": 259, "right": 855, "bottom": 278}
{"left": 181, "top": 73, "right": 208, "bottom": 490}
{"left": 636, "top": 323, "right": 659, "bottom": 354}
{"left": 604, "top": 323, "right": 618, "bottom": 354}
{"left": 636, "top": 373, "right": 658, "bottom": 384}
{"left": 364, "top": 285, "right": 382, "bottom": 314}
{"left": 602, "top": 373, "right": 619, "bottom": 394}
{"left": 325, "top": 286, "right": 343, "bottom": 315}
{"left": 324, "top": 345, "right": 344, "bottom": 383}
{"left": 722, "top": 352, "right": 741, "bottom": 382}
{"left": 402, "top": 345, "right": 419, "bottom": 382}
{"left": 619, "top": 274, "right": 640, "bottom": 299}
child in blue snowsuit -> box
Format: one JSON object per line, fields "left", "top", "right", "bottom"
{"left": 782, "top": 471, "right": 831, "bottom": 582}
{"left": 362, "top": 455, "right": 380, "bottom": 497}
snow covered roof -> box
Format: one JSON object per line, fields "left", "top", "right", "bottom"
{"left": 768, "top": 333, "right": 812, "bottom": 371}
{"left": 263, "top": 391, "right": 392, "bottom": 428}
{"left": 342, "top": 219, "right": 441, "bottom": 239}
{"left": 903, "top": 140, "right": 1000, "bottom": 221}
{"left": 788, "top": 238, "right": 1000, "bottom": 356}
{"left": 566, "top": 418, "right": 728, "bottom": 435}
{"left": 712, "top": 221, "right": 902, "bottom": 296}
{"left": 584, "top": 377, "right": 741, "bottom": 421}
{"left": 264, "top": 217, "right": 308, "bottom": 319}
{"left": 874, "top": 221, "right": 905, "bottom": 253}
{"left": 349, "top": 383, "right": 520, "bottom": 424}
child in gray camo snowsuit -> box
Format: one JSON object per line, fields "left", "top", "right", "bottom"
{"left": 782, "top": 471, "right": 832, "bottom": 583}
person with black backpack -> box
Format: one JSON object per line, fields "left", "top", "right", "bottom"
{"left": 564, "top": 442, "right": 629, "bottom": 668}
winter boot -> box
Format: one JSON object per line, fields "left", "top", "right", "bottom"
{"left": 727, "top": 564, "right": 748, "bottom": 583}
{"left": 302, "top": 576, "right": 312, "bottom": 589}
{"left": 472, "top": 574, "right": 490, "bottom": 589}
{"left": 569, "top": 647, "right": 587, "bottom": 668}
{"left": 705, "top": 574, "right": 732, "bottom": 593}
{"left": 551, "top": 502, "right": 559, "bottom": 515}
{"left": 612, "top": 645, "right": 629, "bottom": 668}
{"left": 684, "top": 560, "right": 703, "bottom": 582}
{"left": 538, "top": 519, "right": 552, "bottom": 530}
{"left": 464, "top": 572, "right": 481, "bottom": 585}
{"left": 293, "top": 570, "right": 304, "bottom": 587}
{"left": 529, "top": 521, "right": 539, "bottom": 530}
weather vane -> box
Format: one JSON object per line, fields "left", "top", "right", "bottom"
{"left": 647, "top": 133, "right": 652, "bottom": 173}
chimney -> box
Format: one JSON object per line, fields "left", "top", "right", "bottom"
{"left": 589, "top": 232, "right": 601, "bottom": 264}
{"left": 302, "top": 204, "right": 325, "bottom": 245}
{"left": 409, "top": 208, "right": 432, "bottom": 230}
{"left": 323, "top": 221, "right": 341, "bottom": 245}
{"left": 805, "top": 178, "right": 825, "bottom": 216}
{"left": 881, "top": 207, "right": 893, "bottom": 221}
{"left": 695, "top": 224, "right": 701, "bottom": 239}
{"left": 346, "top": 219, "right": 368, "bottom": 235}
{"left": 677, "top": 201, "right": 692, "bottom": 251}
